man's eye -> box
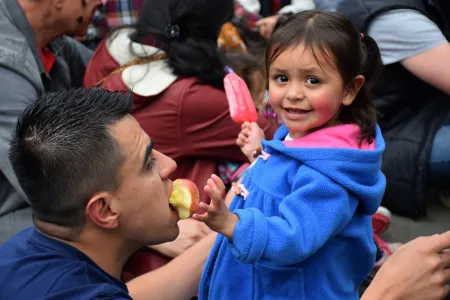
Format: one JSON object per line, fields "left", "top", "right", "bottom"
{"left": 146, "top": 157, "right": 157, "bottom": 169}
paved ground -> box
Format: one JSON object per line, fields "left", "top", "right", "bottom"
{"left": 382, "top": 198, "right": 450, "bottom": 243}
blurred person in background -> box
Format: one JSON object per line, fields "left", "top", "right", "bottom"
{"left": 0, "top": 0, "right": 100, "bottom": 245}
{"left": 339, "top": 0, "right": 450, "bottom": 219}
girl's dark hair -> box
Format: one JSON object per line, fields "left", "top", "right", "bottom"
{"left": 266, "top": 11, "right": 382, "bottom": 143}
{"left": 128, "top": 0, "right": 233, "bottom": 90}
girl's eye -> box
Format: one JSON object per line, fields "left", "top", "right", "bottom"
{"left": 275, "top": 75, "right": 288, "bottom": 83}
{"left": 146, "top": 157, "right": 157, "bottom": 170}
{"left": 306, "top": 77, "right": 320, "bottom": 85}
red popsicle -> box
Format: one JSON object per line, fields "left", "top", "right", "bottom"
{"left": 224, "top": 67, "right": 258, "bottom": 124}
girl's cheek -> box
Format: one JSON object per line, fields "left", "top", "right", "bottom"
{"left": 268, "top": 87, "right": 284, "bottom": 104}
{"left": 311, "top": 94, "right": 340, "bottom": 114}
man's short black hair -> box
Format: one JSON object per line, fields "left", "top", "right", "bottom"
{"left": 9, "top": 88, "right": 133, "bottom": 228}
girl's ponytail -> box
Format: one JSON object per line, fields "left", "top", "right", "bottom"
{"left": 361, "top": 34, "right": 382, "bottom": 90}
{"left": 348, "top": 34, "right": 383, "bottom": 144}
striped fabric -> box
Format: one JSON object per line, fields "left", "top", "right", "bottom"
{"left": 103, "top": 0, "right": 143, "bottom": 28}
{"left": 85, "top": 0, "right": 143, "bottom": 42}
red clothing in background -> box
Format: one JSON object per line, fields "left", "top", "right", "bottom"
{"left": 84, "top": 37, "right": 277, "bottom": 205}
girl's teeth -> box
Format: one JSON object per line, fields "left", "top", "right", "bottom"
{"left": 287, "top": 109, "right": 307, "bottom": 114}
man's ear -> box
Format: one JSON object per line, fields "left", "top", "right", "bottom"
{"left": 86, "top": 192, "right": 119, "bottom": 229}
{"left": 343, "top": 75, "right": 365, "bottom": 106}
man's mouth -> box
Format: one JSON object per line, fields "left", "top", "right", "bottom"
{"left": 169, "top": 204, "right": 180, "bottom": 222}
{"left": 168, "top": 181, "right": 178, "bottom": 215}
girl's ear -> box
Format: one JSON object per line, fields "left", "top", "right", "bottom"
{"left": 343, "top": 75, "right": 365, "bottom": 106}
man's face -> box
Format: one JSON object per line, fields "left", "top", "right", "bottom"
{"left": 111, "top": 115, "right": 180, "bottom": 246}
{"left": 59, "top": 0, "right": 102, "bottom": 37}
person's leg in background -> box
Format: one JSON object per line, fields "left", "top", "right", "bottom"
{"left": 429, "top": 113, "right": 450, "bottom": 206}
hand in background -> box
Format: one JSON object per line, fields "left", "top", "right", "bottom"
{"left": 256, "top": 15, "right": 279, "bottom": 39}
{"left": 363, "top": 231, "right": 450, "bottom": 300}
{"left": 150, "top": 218, "right": 212, "bottom": 258}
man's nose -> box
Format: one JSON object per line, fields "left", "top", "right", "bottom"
{"left": 154, "top": 150, "right": 177, "bottom": 180}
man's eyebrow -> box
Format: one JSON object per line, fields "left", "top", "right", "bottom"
{"left": 143, "top": 140, "right": 154, "bottom": 168}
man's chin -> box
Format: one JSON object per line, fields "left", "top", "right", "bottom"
{"left": 150, "top": 226, "right": 179, "bottom": 245}
{"left": 168, "top": 225, "right": 180, "bottom": 242}
{"left": 70, "top": 27, "right": 89, "bottom": 41}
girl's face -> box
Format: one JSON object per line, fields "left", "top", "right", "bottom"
{"left": 268, "top": 43, "right": 360, "bottom": 139}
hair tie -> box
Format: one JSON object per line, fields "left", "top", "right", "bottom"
{"left": 360, "top": 33, "right": 365, "bottom": 39}
{"left": 165, "top": 24, "right": 180, "bottom": 40}
{"left": 224, "top": 66, "right": 234, "bottom": 74}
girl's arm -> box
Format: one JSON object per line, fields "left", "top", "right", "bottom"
{"left": 194, "top": 165, "right": 360, "bottom": 266}
{"left": 228, "top": 165, "right": 358, "bottom": 266}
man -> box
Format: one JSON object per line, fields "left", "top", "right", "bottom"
{"left": 0, "top": 0, "right": 100, "bottom": 243}
{"left": 0, "top": 88, "right": 216, "bottom": 299}
{"left": 339, "top": 0, "right": 450, "bottom": 219}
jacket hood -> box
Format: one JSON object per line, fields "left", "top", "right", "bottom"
{"left": 262, "top": 124, "right": 386, "bottom": 215}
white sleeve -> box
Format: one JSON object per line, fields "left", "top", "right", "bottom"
{"left": 236, "top": 0, "right": 261, "bottom": 13}
{"left": 278, "top": 0, "right": 316, "bottom": 14}
{"left": 367, "top": 9, "right": 448, "bottom": 65}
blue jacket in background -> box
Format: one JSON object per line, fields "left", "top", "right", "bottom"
{"left": 199, "top": 124, "right": 386, "bottom": 299}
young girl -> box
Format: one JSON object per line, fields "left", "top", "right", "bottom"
{"left": 193, "top": 10, "right": 385, "bottom": 299}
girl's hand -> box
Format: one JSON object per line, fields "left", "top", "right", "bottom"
{"left": 236, "top": 122, "right": 265, "bottom": 162}
{"left": 192, "top": 175, "right": 239, "bottom": 239}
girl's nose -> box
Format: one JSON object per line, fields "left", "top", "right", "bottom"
{"left": 286, "top": 84, "right": 304, "bottom": 101}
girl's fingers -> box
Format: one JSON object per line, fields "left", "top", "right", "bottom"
{"left": 204, "top": 184, "right": 221, "bottom": 207}
{"left": 210, "top": 187, "right": 222, "bottom": 207}
{"left": 199, "top": 202, "right": 209, "bottom": 210}
{"left": 211, "top": 174, "right": 226, "bottom": 194}
{"left": 192, "top": 213, "right": 209, "bottom": 223}
{"left": 204, "top": 185, "right": 215, "bottom": 200}
{"left": 237, "top": 133, "right": 246, "bottom": 142}
{"left": 202, "top": 201, "right": 218, "bottom": 215}
{"left": 207, "top": 178, "right": 215, "bottom": 189}
{"left": 241, "top": 121, "right": 251, "bottom": 130}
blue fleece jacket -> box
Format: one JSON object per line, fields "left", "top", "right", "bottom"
{"left": 199, "top": 124, "right": 386, "bottom": 299}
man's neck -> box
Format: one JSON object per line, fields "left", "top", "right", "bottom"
{"left": 17, "top": 0, "right": 64, "bottom": 48}
{"left": 37, "top": 222, "right": 136, "bottom": 280}
{"left": 67, "top": 230, "right": 134, "bottom": 280}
